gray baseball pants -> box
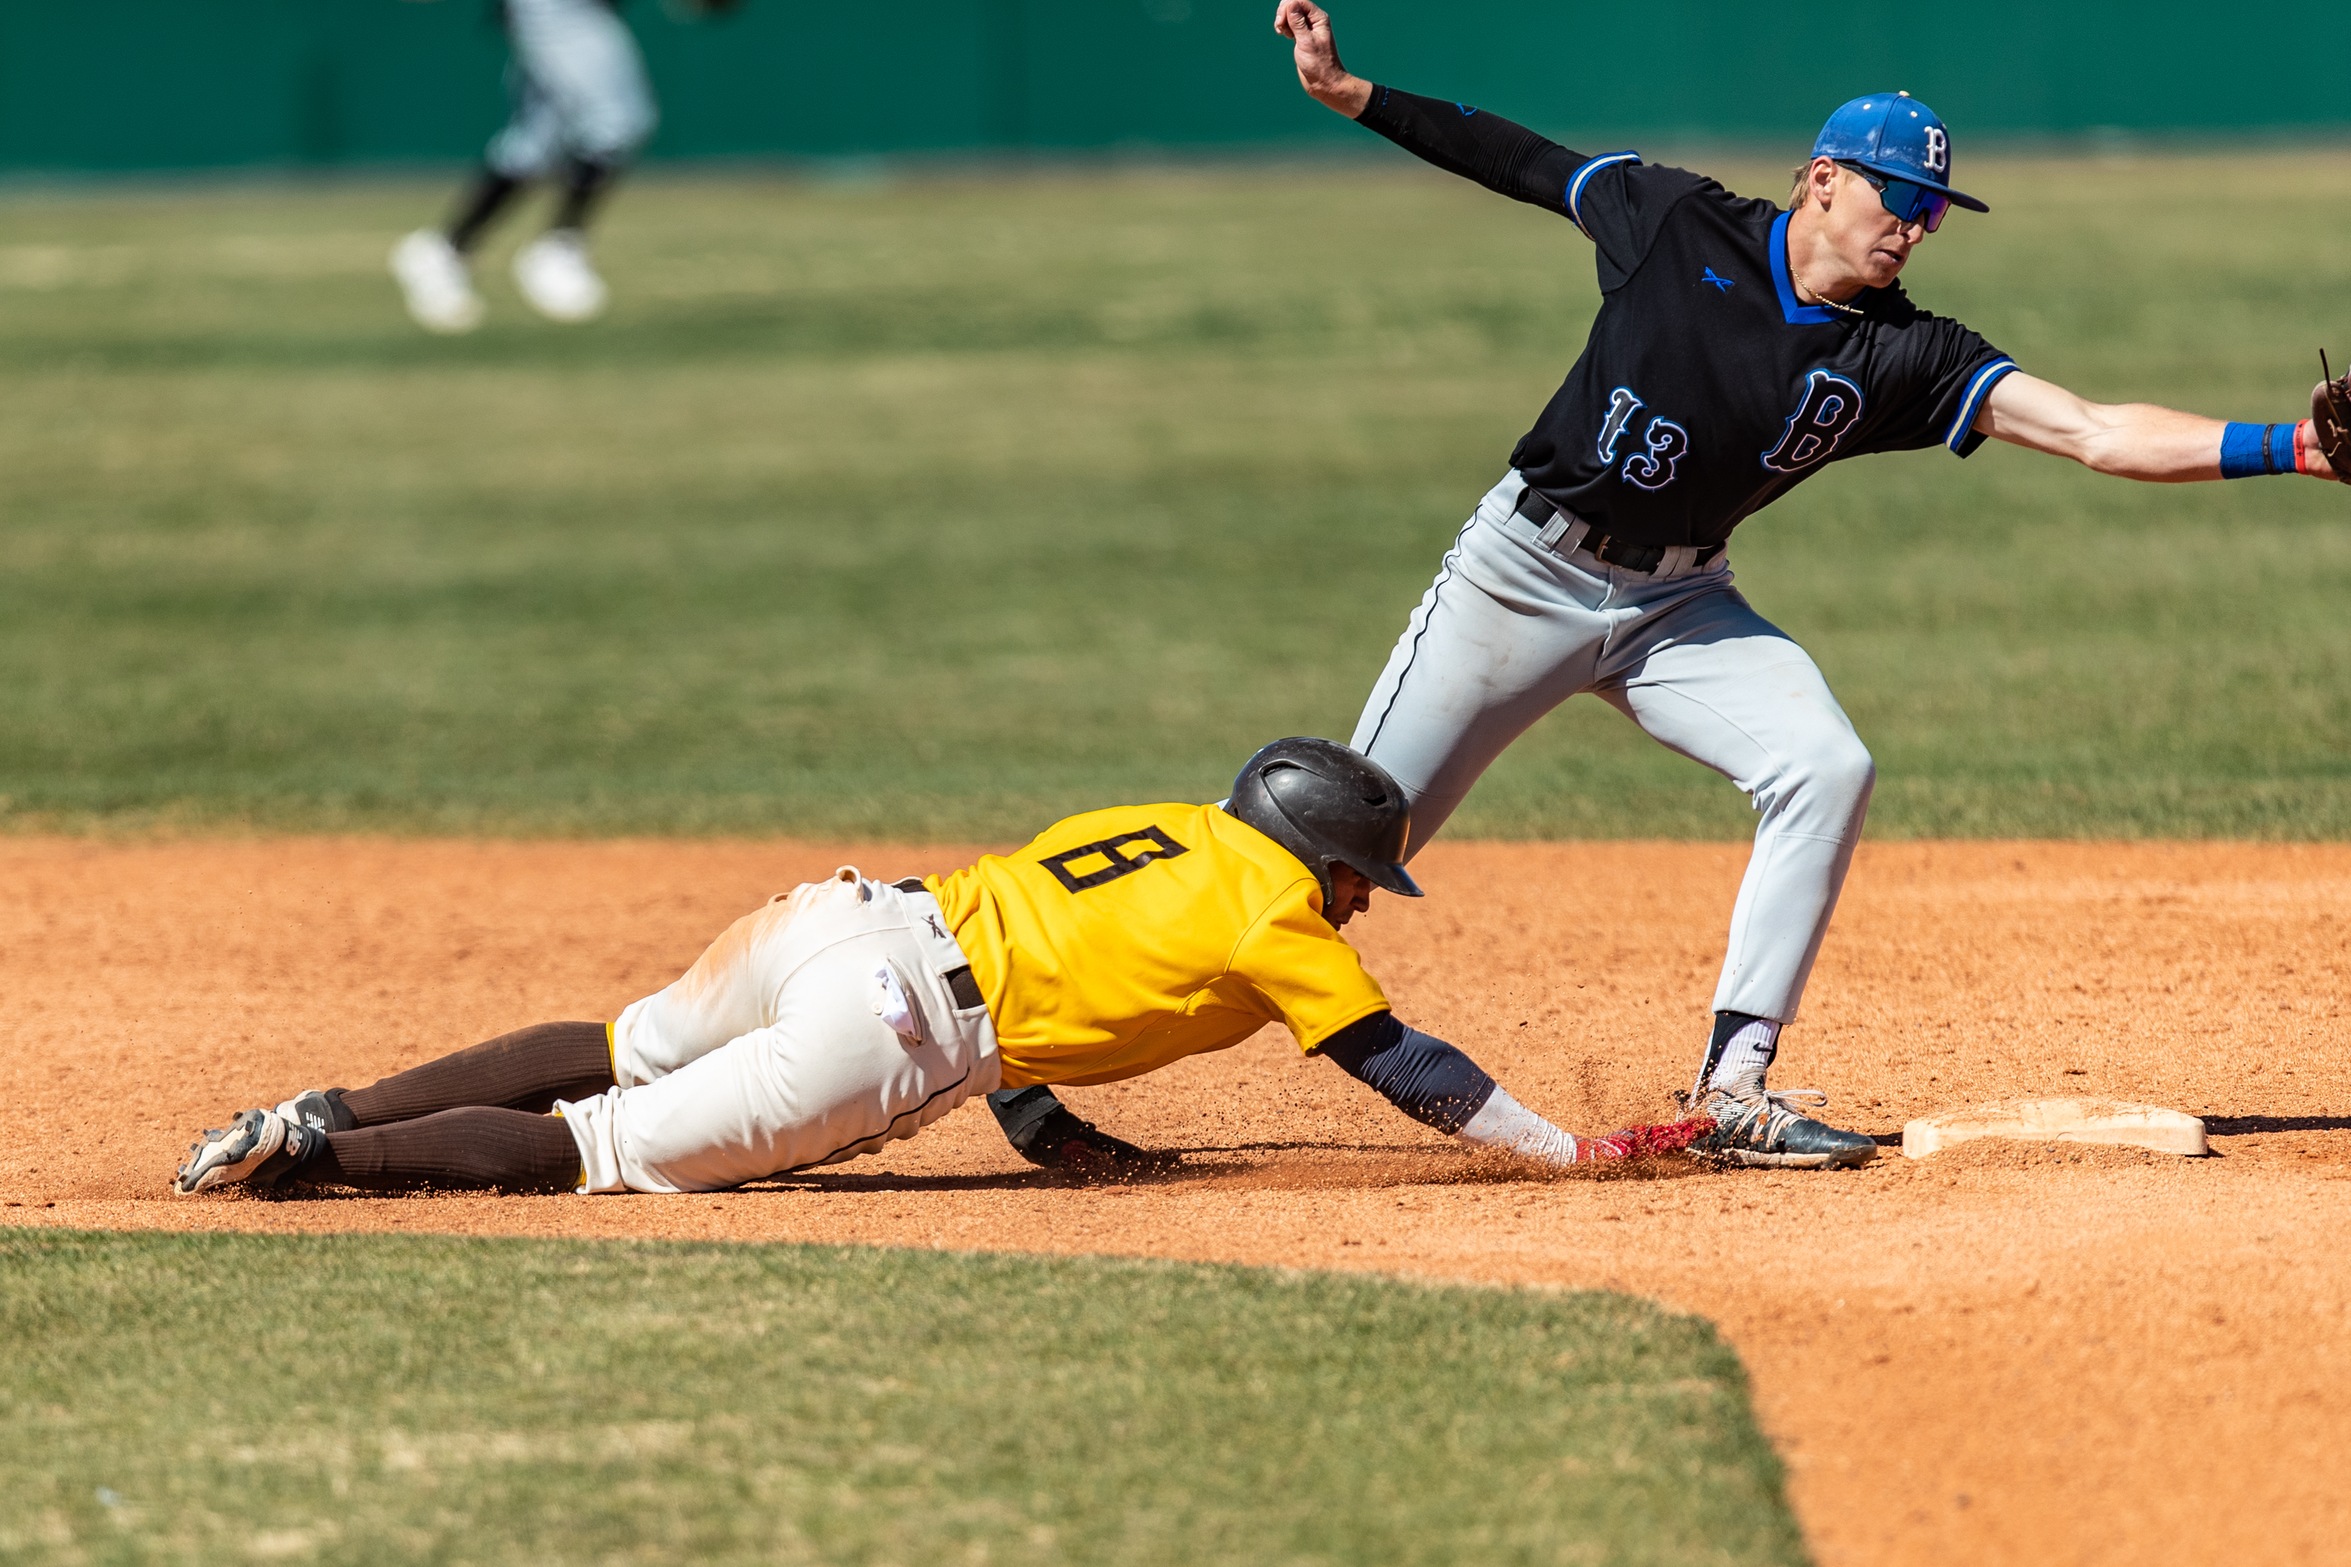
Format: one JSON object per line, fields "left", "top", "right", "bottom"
{"left": 1351, "top": 471, "right": 1875, "bottom": 1024}
{"left": 487, "top": 0, "right": 658, "bottom": 179}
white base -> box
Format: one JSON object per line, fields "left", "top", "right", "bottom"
{"left": 1902, "top": 1097, "right": 2207, "bottom": 1159}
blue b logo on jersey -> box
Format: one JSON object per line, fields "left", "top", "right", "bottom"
{"left": 1761, "top": 370, "right": 1865, "bottom": 473}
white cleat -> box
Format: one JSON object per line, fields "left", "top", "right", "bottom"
{"left": 389, "top": 229, "right": 485, "bottom": 335}
{"left": 512, "top": 229, "right": 608, "bottom": 323}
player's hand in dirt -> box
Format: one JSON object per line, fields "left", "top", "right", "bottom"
{"left": 1274, "top": 1, "right": 1371, "bottom": 118}
{"left": 2310, "top": 353, "right": 2351, "bottom": 484}
{"left": 1013, "top": 1105, "right": 1176, "bottom": 1179}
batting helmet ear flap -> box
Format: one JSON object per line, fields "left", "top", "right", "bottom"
{"left": 1224, "top": 738, "right": 1424, "bottom": 912}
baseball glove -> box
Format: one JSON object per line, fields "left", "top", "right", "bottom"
{"left": 2310, "top": 351, "right": 2351, "bottom": 483}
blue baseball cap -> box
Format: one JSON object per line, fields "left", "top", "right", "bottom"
{"left": 1812, "top": 91, "right": 1988, "bottom": 213}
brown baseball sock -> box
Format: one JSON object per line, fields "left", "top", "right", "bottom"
{"left": 333, "top": 1020, "right": 615, "bottom": 1127}
{"left": 289, "top": 1107, "right": 582, "bottom": 1193}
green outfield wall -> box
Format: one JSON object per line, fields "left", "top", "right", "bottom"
{"left": 4, "top": 1, "right": 2347, "bottom": 174}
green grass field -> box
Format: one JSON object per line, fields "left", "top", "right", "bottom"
{"left": 1, "top": 155, "right": 2348, "bottom": 837}
{"left": 0, "top": 1231, "right": 1803, "bottom": 1567}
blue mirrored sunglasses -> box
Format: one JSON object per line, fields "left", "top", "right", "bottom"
{"left": 1835, "top": 161, "right": 1951, "bottom": 233}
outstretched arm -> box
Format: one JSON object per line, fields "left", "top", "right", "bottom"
{"left": 1975, "top": 370, "right": 2341, "bottom": 482}
{"left": 1318, "top": 1012, "right": 1705, "bottom": 1165}
{"left": 984, "top": 1015, "right": 1707, "bottom": 1172}
{"left": 1275, "top": 1, "right": 1587, "bottom": 215}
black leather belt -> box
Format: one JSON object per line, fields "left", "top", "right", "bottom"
{"left": 1512, "top": 487, "right": 1722, "bottom": 574}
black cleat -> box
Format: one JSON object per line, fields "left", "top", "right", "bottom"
{"left": 1693, "top": 1087, "right": 1876, "bottom": 1169}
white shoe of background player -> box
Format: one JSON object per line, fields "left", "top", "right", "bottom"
{"left": 512, "top": 229, "right": 608, "bottom": 323}
{"left": 388, "top": 229, "right": 484, "bottom": 335}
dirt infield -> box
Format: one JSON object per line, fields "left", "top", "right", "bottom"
{"left": 6, "top": 837, "right": 2348, "bottom": 1565}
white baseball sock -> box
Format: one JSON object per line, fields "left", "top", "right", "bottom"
{"left": 1455, "top": 1087, "right": 1582, "bottom": 1166}
{"left": 1706, "top": 1015, "right": 1781, "bottom": 1099}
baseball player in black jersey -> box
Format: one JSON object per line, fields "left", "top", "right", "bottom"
{"left": 989, "top": 4, "right": 2351, "bottom": 1177}
{"left": 1217, "top": 2, "right": 2351, "bottom": 1172}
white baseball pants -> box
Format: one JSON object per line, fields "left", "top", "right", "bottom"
{"left": 559, "top": 871, "right": 1000, "bottom": 1194}
{"left": 487, "top": 0, "right": 658, "bottom": 178}
{"left": 1351, "top": 471, "right": 1875, "bottom": 1024}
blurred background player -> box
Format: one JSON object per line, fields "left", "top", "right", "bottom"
{"left": 389, "top": 0, "right": 736, "bottom": 333}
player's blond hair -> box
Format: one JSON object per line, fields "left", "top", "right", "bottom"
{"left": 1788, "top": 163, "right": 1811, "bottom": 210}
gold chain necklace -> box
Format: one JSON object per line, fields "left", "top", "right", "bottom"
{"left": 1792, "top": 268, "right": 1867, "bottom": 317}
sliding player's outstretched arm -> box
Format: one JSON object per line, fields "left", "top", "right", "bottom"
{"left": 1319, "top": 1011, "right": 1707, "bottom": 1165}
{"left": 1275, "top": 1, "right": 1589, "bottom": 217}
{"left": 1976, "top": 366, "right": 2349, "bottom": 483}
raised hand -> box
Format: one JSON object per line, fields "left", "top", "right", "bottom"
{"left": 2309, "top": 351, "right": 2351, "bottom": 483}
{"left": 1274, "top": 0, "right": 1371, "bottom": 117}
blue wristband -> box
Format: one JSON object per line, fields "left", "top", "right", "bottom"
{"left": 2220, "top": 421, "right": 2299, "bottom": 478}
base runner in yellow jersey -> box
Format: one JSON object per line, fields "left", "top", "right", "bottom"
{"left": 171, "top": 740, "right": 1709, "bottom": 1197}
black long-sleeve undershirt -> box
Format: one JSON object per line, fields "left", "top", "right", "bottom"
{"left": 1356, "top": 84, "right": 1586, "bottom": 217}
{"left": 987, "top": 1010, "right": 1500, "bottom": 1153}
{"left": 1315, "top": 1010, "right": 1498, "bottom": 1135}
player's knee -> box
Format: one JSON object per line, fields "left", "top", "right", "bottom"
{"left": 487, "top": 137, "right": 559, "bottom": 182}
{"left": 590, "top": 101, "right": 656, "bottom": 162}
{"left": 1762, "top": 732, "right": 1873, "bottom": 828}
{"left": 1809, "top": 734, "right": 1876, "bottom": 818}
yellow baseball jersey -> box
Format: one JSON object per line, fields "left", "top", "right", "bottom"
{"left": 925, "top": 801, "right": 1390, "bottom": 1089}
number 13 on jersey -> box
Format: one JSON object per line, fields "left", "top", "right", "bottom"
{"left": 1597, "top": 387, "right": 1690, "bottom": 491}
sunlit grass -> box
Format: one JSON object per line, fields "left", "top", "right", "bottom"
{"left": 0, "top": 1229, "right": 1804, "bottom": 1566}
{"left": 0, "top": 157, "right": 2344, "bottom": 836}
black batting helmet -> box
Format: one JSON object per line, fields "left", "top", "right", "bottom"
{"left": 1224, "top": 738, "right": 1423, "bottom": 912}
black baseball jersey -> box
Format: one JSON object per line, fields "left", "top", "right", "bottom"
{"left": 1358, "top": 87, "right": 2017, "bottom": 550}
